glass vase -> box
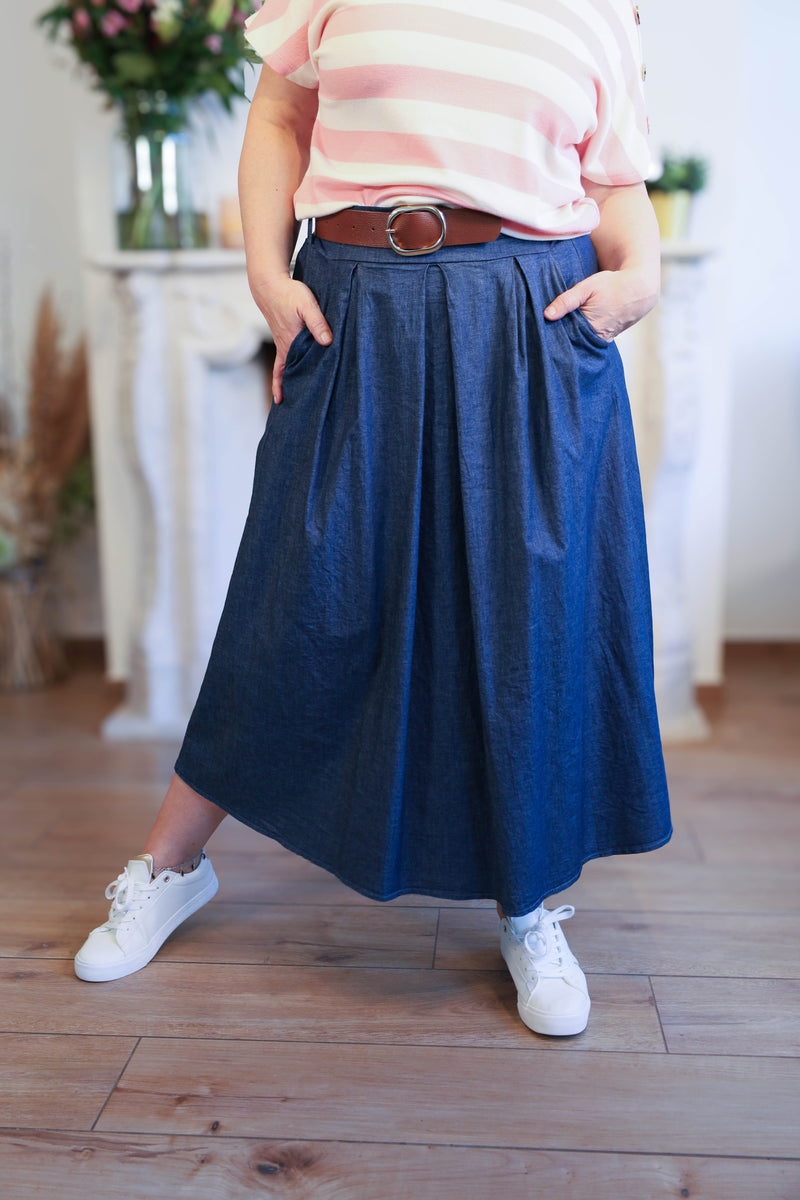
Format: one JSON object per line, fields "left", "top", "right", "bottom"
{"left": 115, "top": 92, "right": 209, "bottom": 251}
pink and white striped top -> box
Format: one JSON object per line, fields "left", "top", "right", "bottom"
{"left": 244, "top": 0, "right": 653, "bottom": 239}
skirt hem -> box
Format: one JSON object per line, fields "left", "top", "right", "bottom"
{"left": 174, "top": 763, "right": 673, "bottom": 917}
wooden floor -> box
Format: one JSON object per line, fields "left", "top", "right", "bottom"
{"left": 1, "top": 643, "right": 799, "bottom": 1199}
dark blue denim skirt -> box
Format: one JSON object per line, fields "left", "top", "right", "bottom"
{"left": 174, "top": 230, "right": 672, "bottom": 916}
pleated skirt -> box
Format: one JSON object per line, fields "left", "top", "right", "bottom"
{"left": 174, "top": 229, "right": 672, "bottom": 916}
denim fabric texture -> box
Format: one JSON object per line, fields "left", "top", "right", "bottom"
{"left": 174, "top": 230, "right": 672, "bottom": 916}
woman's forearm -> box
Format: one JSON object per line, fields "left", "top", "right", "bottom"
{"left": 584, "top": 179, "right": 661, "bottom": 301}
{"left": 238, "top": 66, "right": 318, "bottom": 289}
{"left": 237, "top": 66, "right": 331, "bottom": 403}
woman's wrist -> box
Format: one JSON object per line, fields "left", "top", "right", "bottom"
{"left": 247, "top": 266, "right": 293, "bottom": 293}
{"left": 615, "top": 260, "right": 660, "bottom": 303}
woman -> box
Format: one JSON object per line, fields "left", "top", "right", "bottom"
{"left": 75, "top": 0, "right": 671, "bottom": 1038}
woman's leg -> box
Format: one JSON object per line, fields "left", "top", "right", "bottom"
{"left": 141, "top": 773, "right": 228, "bottom": 874}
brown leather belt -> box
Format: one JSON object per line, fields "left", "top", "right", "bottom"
{"left": 314, "top": 204, "right": 503, "bottom": 256}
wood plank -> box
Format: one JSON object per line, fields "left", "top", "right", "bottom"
{"left": 1, "top": 1133, "right": 799, "bottom": 1200}
{"left": 0, "top": 1033, "right": 137, "bottom": 1131}
{"left": 681, "top": 795, "right": 800, "bottom": 865}
{"left": 0, "top": 738, "right": 179, "bottom": 789}
{"left": 0, "top": 763, "right": 33, "bottom": 801}
{"left": 97, "top": 1038, "right": 800, "bottom": 1157}
{"left": 157, "top": 904, "right": 438, "bottom": 968}
{"left": 605, "top": 823, "right": 704, "bottom": 864}
{"left": 0, "top": 793, "right": 61, "bottom": 850}
{"left": 653, "top": 977, "right": 800, "bottom": 1057}
{"left": 665, "top": 749, "right": 800, "bottom": 793}
{"left": 0, "top": 783, "right": 164, "bottom": 855}
{"left": 0, "top": 960, "right": 664, "bottom": 1052}
{"left": 0, "top": 900, "right": 437, "bottom": 969}
{"left": 434, "top": 907, "right": 800, "bottom": 979}
{"left": 547, "top": 858, "right": 800, "bottom": 914}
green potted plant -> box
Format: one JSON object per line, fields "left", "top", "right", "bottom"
{"left": 38, "top": 1, "right": 260, "bottom": 250}
{"left": 646, "top": 154, "right": 709, "bottom": 241}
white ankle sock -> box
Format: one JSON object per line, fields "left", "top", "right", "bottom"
{"left": 507, "top": 905, "right": 546, "bottom": 935}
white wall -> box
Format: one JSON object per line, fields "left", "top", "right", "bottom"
{"left": 637, "top": 0, "right": 739, "bottom": 680}
{"left": 2, "top": 2, "right": 798, "bottom": 652}
{"left": 724, "top": 1, "right": 800, "bottom": 638}
{"left": 0, "top": 8, "right": 106, "bottom": 421}
{"left": 641, "top": 0, "right": 800, "bottom": 646}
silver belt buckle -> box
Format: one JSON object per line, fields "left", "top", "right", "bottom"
{"left": 386, "top": 205, "right": 447, "bottom": 256}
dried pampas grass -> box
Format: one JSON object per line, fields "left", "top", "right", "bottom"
{"left": 0, "top": 289, "right": 90, "bottom": 688}
{"left": 1, "top": 289, "right": 90, "bottom": 567}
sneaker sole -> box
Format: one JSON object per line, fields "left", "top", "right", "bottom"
{"left": 74, "top": 868, "right": 219, "bottom": 983}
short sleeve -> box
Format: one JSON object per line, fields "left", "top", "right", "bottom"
{"left": 579, "top": 1, "right": 656, "bottom": 186}
{"left": 244, "top": 0, "right": 318, "bottom": 89}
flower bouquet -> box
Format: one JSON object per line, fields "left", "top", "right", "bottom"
{"left": 38, "top": 1, "right": 260, "bottom": 248}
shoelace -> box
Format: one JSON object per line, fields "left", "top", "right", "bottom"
{"left": 104, "top": 868, "right": 147, "bottom": 927}
{"left": 519, "top": 904, "right": 576, "bottom": 978}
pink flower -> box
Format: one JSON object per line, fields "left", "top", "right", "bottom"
{"left": 72, "top": 8, "right": 91, "bottom": 33}
{"left": 89, "top": 0, "right": 104, "bottom": 7}
{"left": 204, "top": 33, "right": 222, "bottom": 52}
{"left": 117, "top": 0, "right": 143, "bottom": 11}
{"left": 101, "top": 10, "right": 129, "bottom": 35}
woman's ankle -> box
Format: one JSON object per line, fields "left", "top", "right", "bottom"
{"left": 138, "top": 849, "right": 205, "bottom": 879}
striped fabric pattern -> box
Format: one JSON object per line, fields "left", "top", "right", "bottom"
{"left": 245, "top": 0, "right": 654, "bottom": 239}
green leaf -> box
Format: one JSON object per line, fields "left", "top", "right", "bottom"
{"left": 112, "top": 52, "right": 157, "bottom": 84}
{"left": 208, "top": 0, "right": 234, "bottom": 32}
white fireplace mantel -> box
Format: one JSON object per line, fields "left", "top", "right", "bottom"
{"left": 85, "top": 242, "right": 716, "bottom": 742}
{"left": 84, "top": 248, "right": 272, "bottom": 737}
{"left": 620, "top": 242, "right": 715, "bottom": 741}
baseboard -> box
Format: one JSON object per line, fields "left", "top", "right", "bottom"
{"left": 695, "top": 683, "right": 724, "bottom": 722}
{"left": 724, "top": 640, "right": 800, "bottom": 663}
{"left": 694, "top": 641, "right": 800, "bottom": 721}
{"left": 63, "top": 637, "right": 107, "bottom": 670}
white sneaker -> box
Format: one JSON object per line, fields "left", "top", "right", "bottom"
{"left": 499, "top": 904, "right": 591, "bottom": 1036}
{"left": 74, "top": 853, "right": 218, "bottom": 982}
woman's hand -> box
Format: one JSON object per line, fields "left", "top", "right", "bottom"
{"left": 545, "top": 179, "right": 661, "bottom": 341}
{"left": 544, "top": 265, "right": 659, "bottom": 342}
{"left": 249, "top": 273, "right": 332, "bottom": 405}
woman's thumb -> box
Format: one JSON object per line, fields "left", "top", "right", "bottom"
{"left": 303, "top": 301, "right": 332, "bottom": 345}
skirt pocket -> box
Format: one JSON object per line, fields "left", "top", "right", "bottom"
{"left": 283, "top": 324, "right": 317, "bottom": 373}
{"left": 549, "top": 242, "right": 613, "bottom": 351}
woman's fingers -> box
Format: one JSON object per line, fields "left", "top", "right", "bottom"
{"left": 303, "top": 301, "right": 332, "bottom": 347}
{"left": 271, "top": 352, "right": 288, "bottom": 407}
{"left": 272, "top": 300, "right": 333, "bottom": 405}
{"left": 249, "top": 278, "right": 332, "bottom": 405}
{"left": 543, "top": 267, "right": 656, "bottom": 340}
{"left": 544, "top": 274, "right": 613, "bottom": 340}
{"left": 543, "top": 281, "right": 593, "bottom": 322}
